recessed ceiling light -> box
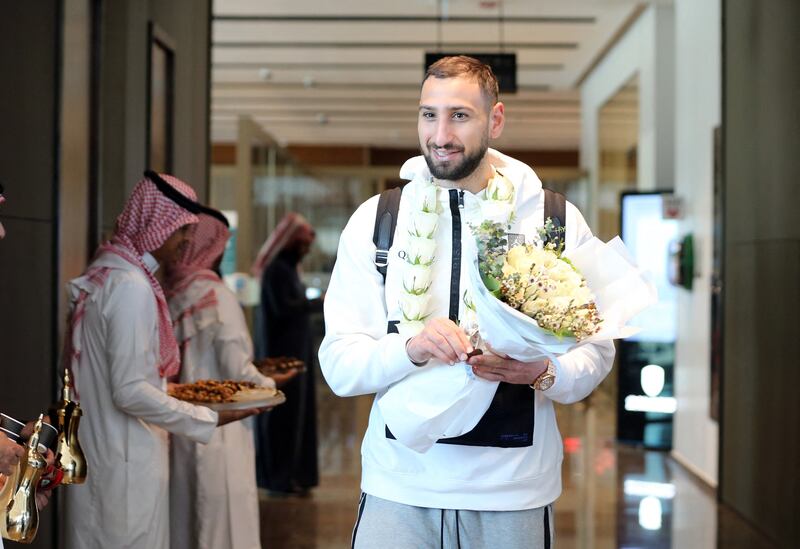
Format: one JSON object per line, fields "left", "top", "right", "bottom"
{"left": 258, "top": 68, "right": 272, "bottom": 81}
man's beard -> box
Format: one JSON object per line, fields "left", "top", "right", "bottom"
{"left": 422, "top": 134, "right": 489, "bottom": 182}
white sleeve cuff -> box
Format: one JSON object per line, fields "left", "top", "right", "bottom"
{"left": 386, "top": 333, "right": 422, "bottom": 376}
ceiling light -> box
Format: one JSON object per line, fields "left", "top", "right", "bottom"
{"left": 258, "top": 68, "right": 272, "bottom": 81}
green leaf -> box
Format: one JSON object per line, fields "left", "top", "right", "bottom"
{"left": 482, "top": 273, "right": 501, "bottom": 292}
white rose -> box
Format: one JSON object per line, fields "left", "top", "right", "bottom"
{"left": 414, "top": 184, "right": 439, "bottom": 213}
{"left": 539, "top": 249, "right": 560, "bottom": 270}
{"left": 550, "top": 296, "right": 573, "bottom": 313}
{"left": 486, "top": 169, "right": 515, "bottom": 202}
{"left": 480, "top": 201, "right": 514, "bottom": 225}
{"left": 572, "top": 286, "right": 594, "bottom": 306}
{"left": 505, "top": 245, "right": 533, "bottom": 273}
{"left": 409, "top": 210, "right": 439, "bottom": 238}
{"left": 521, "top": 299, "right": 539, "bottom": 317}
{"left": 548, "top": 261, "right": 574, "bottom": 283}
{"left": 406, "top": 235, "right": 436, "bottom": 265}
{"left": 399, "top": 293, "right": 431, "bottom": 321}
{"left": 402, "top": 264, "right": 432, "bottom": 294}
{"left": 397, "top": 320, "right": 425, "bottom": 338}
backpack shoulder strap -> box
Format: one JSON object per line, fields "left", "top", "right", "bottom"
{"left": 543, "top": 188, "right": 567, "bottom": 250}
{"left": 372, "top": 186, "right": 403, "bottom": 283}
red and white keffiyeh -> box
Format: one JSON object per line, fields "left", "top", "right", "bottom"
{"left": 165, "top": 212, "right": 230, "bottom": 352}
{"left": 250, "top": 212, "right": 315, "bottom": 279}
{"left": 166, "top": 212, "right": 230, "bottom": 297}
{"left": 62, "top": 174, "right": 199, "bottom": 381}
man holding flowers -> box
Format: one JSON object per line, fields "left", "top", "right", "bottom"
{"left": 319, "top": 56, "right": 615, "bottom": 548}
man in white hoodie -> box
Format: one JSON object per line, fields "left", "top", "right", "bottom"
{"left": 319, "top": 56, "right": 615, "bottom": 548}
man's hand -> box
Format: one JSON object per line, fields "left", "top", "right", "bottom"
{"left": 269, "top": 369, "right": 300, "bottom": 388}
{"left": 0, "top": 431, "right": 24, "bottom": 476}
{"left": 21, "top": 416, "right": 52, "bottom": 440}
{"left": 36, "top": 487, "right": 53, "bottom": 510}
{"left": 36, "top": 449, "right": 57, "bottom": 510}
{"left": 406, "top": 318, "right": 473, "bottom": 365}
{"left": 217, "top": 406, "right": 273, "bottom": 426}
{"left": 468, "top": 351, "right": 548, "bottom": 385}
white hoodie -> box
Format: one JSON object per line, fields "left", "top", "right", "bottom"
{"left": 319, "top": 150, "right": 614, "bottom": 511}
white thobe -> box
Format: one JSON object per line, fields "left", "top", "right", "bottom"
{"left": 64, "top": 253, "right": 218, "bottom": 549}
{"left": 168, "top": 277, "right": 273, "bottom": 549}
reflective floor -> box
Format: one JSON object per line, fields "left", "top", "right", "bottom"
{"left": 259, "top": 370, "right": 774, "bottom": 548}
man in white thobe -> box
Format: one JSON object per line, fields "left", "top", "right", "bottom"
{"left": 62, "top": 173, "right": 259, "bottom": 549}
{"left": 166, "top": 209, "right": 291, "bottom": 549}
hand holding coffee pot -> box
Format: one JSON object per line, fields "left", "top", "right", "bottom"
{"left": 0, "top": 433, "right": 24, "bottom": 477}
{"left": 2, "top": 414, "right": 48, "bottom": 543}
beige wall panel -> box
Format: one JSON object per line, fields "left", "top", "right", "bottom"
{"left": 722, "top": 1, "right": 800, "bottom": 545}
{"left": 721, "top": 240, "right": 800, "bottom": 544}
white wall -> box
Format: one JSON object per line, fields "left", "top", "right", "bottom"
{"left": 580, "top": 4, "right": 675, "bottom": 229}
{"left": 581, "top": 0, "right": 720, "bottom": 486}
{"left": 100, "top": 0, "right": 211, "bottom": 234}
{"left": 671, "top": 0, "right": 720, "bottom": 487}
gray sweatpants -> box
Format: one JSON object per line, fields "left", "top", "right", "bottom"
{"left": 351, "top": 493, "right": 555, "bottom": 549}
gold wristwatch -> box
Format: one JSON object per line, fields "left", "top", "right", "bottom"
{"left": 531, "top": 360, "right": 556, "bottom": 391}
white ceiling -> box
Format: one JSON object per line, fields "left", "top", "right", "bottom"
{"left": 211, "top": 0, "right": 643, "bottom": 150}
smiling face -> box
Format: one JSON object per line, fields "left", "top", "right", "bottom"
{"left": 418, "top": 75, "right": 505, "bottom": 183}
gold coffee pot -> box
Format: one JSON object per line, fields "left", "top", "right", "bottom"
{"left": 55, "top": 369, "right": 87, "bottom": 485}
{"left": 2, "top": 415, "right": 47, "bottom": 543}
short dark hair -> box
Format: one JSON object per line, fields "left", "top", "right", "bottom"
{"left": 423, "top": 56, "right": 500, "bottom": 107}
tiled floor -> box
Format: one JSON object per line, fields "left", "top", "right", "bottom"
{"left": 259, "top": 369, "right": 774, "bottom": 548}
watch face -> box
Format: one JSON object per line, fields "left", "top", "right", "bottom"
{"left": 533, "top": 361, "right": 556, "bottom": 390}
{"left": 538, "top": 375, "right": 555, "bottom": 391}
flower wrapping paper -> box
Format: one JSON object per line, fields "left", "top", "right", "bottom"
{"left": 378, "top": 231, "right": 657, "bottom": 453}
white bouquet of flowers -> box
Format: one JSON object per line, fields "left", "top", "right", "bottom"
{"left": 468, "top": 220, "right": 653, "bottom": 363}
{"left": 379, "top": 215, "right": 656, "bottom": 453}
